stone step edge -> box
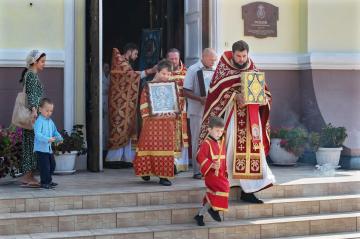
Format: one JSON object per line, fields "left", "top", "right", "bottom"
{"left": 1, "top": 194, "right": 360, "bottom": 219}
{"left": 2, "top": 179, "right": 360, "bottom": 200}
{"left": 280, "top": 231, "right": 360, "bottom": 239}
{"left": 2, "top": 213, "right": 360, "bottom": 239}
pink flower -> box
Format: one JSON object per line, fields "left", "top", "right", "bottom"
{"left": 280, "top": 139, "right": 287, "bottom": 147}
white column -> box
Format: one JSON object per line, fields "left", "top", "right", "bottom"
{"left": 64, "top": 0, "right": 75, "bottom": 132}
{"left": 99, "top": 0, "right": 104, "bottom": 171}
{"left": 210, "top": 0, "right": 222, "bottom": 54}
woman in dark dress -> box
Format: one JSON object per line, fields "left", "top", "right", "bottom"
{"left": 19, "top": 50, "right": 46, "bottom": 187}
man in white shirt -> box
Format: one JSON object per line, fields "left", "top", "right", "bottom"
{"left": 184, "top": 48, "right": 217, "bottom": 179}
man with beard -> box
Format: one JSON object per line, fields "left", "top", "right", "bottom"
{"left": 106, "top": 43, "right": 156, "bottom": 165}
{"left": 198, "top": 40, "right": 275, "bottom": 203}
{"left": 166, "top": 48, "right": 189, "bottom": 173}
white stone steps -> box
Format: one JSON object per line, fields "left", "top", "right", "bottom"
{"left": 2, "top": 211, "right": 360, "bottom": 239}
{"left": 280, "top": 232, "right": 360, "bottom": 239}
{"left": 1, "top": 193, "right": 360, "bottom": 220}
{"left": 2, "top": 180, "right": 360, "bottom": 213}
{"left": 1, "top": 194, "right": 360, "bottom": 236}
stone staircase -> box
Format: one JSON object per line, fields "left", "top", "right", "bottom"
{"left": 1, "top": 171, "right": 360, "bottom": 238}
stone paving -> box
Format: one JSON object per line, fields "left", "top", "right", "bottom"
{"left": 1, "top": 164, "right": 359, "bottom": 198}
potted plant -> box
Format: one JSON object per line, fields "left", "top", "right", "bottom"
{"left": 310, "top": 123, "right": 347, "bottom": 166}
{"left": 269, "top": 127, "right": 308, "bottom": 165}
{"left": 53, "top": 125, "right": 86, "bottom": 174}
{"left": 0, "top": 126, "right": 22, "bottom": 182}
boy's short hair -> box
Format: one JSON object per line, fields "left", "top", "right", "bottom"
{"left": 39, "top": 98, "right": 54, "bottom": 108}
{"left": 208, "top": 116, "right": 225, "bottom": 128}
{"left": 156, "top": 59, "right": 173, "bottom": 72}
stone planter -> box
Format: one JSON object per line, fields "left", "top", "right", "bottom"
{"left": 316, "top": 147, "right": 343, "bottom": 166}
{"left": 54, "top": 151, "right": 78, "bottom": 174}
{"left": 269, "top": 138, "right": 299, "bottom": 165}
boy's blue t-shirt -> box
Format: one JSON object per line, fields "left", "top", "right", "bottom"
{"left": 33, "top": 115, "right": 63, "bottom": 153}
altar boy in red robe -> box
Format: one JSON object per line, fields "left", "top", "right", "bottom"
{"left": 194, "top": 116, "right": 229, "bottom": 226}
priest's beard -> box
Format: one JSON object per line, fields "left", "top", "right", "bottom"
{"left": 128, "top": 59, "right": 136, "bottom": 68}
{"left": 232, "top": 58, "right": 248, "bottom": 69}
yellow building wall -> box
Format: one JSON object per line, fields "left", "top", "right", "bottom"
{"left": 0, "top": 0, "right": 64, "bottom": 49}
{"left": 220, "top": 0, "right": 302, "bottom": 53}
{"left": 220, "top": 0, "right": 359, "bottom": 53}
{"left": 299, "top": 0, "right": 308, "bottom": 52}
{"left": 0, "top": 0, "right": 86, "bottom": 126}
{"left": 308, "top": 0, "right": 360, "bottom": 52}
{"left": 74, "top": 0, "right": 86, "bottom": 126}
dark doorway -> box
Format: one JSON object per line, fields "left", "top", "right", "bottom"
{"left": 102, "top": 0, "right": 185, "bottom": 67}
{"left": 101, "top": 0, "right": 185, "bottom": 169}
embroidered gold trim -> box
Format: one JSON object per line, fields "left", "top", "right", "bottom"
{"left": 200, "top": 158, "right": 209, "bottom": 167}
{"left": 140, "top": 103, "right": 148, "bottom": 110}
{"left": 206, "top": 189, "right": 229, "bottom": 197}
{"left": 136, "top": 151, "right": 174, "bottom": 156}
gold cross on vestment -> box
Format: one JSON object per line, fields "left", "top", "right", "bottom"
{"left": 239, "top": 119, "right": 245, "bottom": 126}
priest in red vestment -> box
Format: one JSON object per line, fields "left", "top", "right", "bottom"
{"left": 194, "top": 116, "right": 229, "bottom": 226}
{"left": 106, "top": 44, "right": 156, "bottom": 164}
{"left": 198, "top": 40, "right": 275, "bottom": 204}
{"left": 167, "top": 49, "right": 189, "bottom": 173}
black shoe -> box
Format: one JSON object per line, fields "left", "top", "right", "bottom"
{"left": 208, "top": 207, "right": 222, "bottom": 222}
{"left": 193, "top": 173, "right": 202, "bottom": 179}
{"left": 50, "top": 182, "right": 58, "bottom": 187}
{"left": 141, "top": 176, "right": 150, "bottom": 181}
{"left": 194, "top": 214, "right": 205, "bottom": 226}
{"left": 240, "top": 192, "right": 263, "bottom": 204}
{"left": 40, "top": 184, "right": 54, "bottom": 189}
{"left": 124, "top": 162, "right": 133, "bottom": 168}
{"left": 159, "top": 178, "right": 172, "bottom": 186}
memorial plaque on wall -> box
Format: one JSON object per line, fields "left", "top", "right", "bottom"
{"left": 242, "top": 2, "right": 279, "bottom": 38}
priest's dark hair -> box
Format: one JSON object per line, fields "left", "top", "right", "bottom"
{"left": 123, "top": 43, "right": 138, "bottom": 54}
{"left": 208, "top": 116, "right": 225, "bottom": 129}
{"left": 156, "top": 59, "right": 173, "bottom": 72}
{"left": 166, "top": 48, "right": 180, "bottom": 57}
{"left": 232, "top": 40, "right": 249, "bottom": 53}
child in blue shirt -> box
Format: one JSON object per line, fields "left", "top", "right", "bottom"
{"left": 34, "top": 98, "right": 63, "bottom": 189}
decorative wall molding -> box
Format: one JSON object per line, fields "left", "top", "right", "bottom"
{"left": 309, "top": 53, "right": 360, "bottom": 70}
{"left": 251, "top": 52, "right": 360, "bottom": 70}
{"left": 0, "top": 49, "right": 64, "bottom": 67}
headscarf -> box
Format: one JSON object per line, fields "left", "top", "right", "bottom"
{"left": 25, "top": 50, "right": 45, "bottom": 68}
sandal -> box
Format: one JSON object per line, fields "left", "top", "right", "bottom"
{"left": 20, "top": 182, "right": 40, "bottom": 188}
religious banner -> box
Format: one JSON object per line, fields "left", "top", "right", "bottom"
{"left": 242, "top": 2, "right": 279, "bottom": 38}
{"left": 139, "top": 28, "right": 162, "bottom": 71}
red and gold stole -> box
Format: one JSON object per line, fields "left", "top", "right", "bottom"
{"left": 198, "top": 51, "right": 271, "bottom": 180}
{"left": 107, "top": 48, "right": 141, "bottom": 149}
{"left": 170, "top": 62, "right": 189, "bottom": 152}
